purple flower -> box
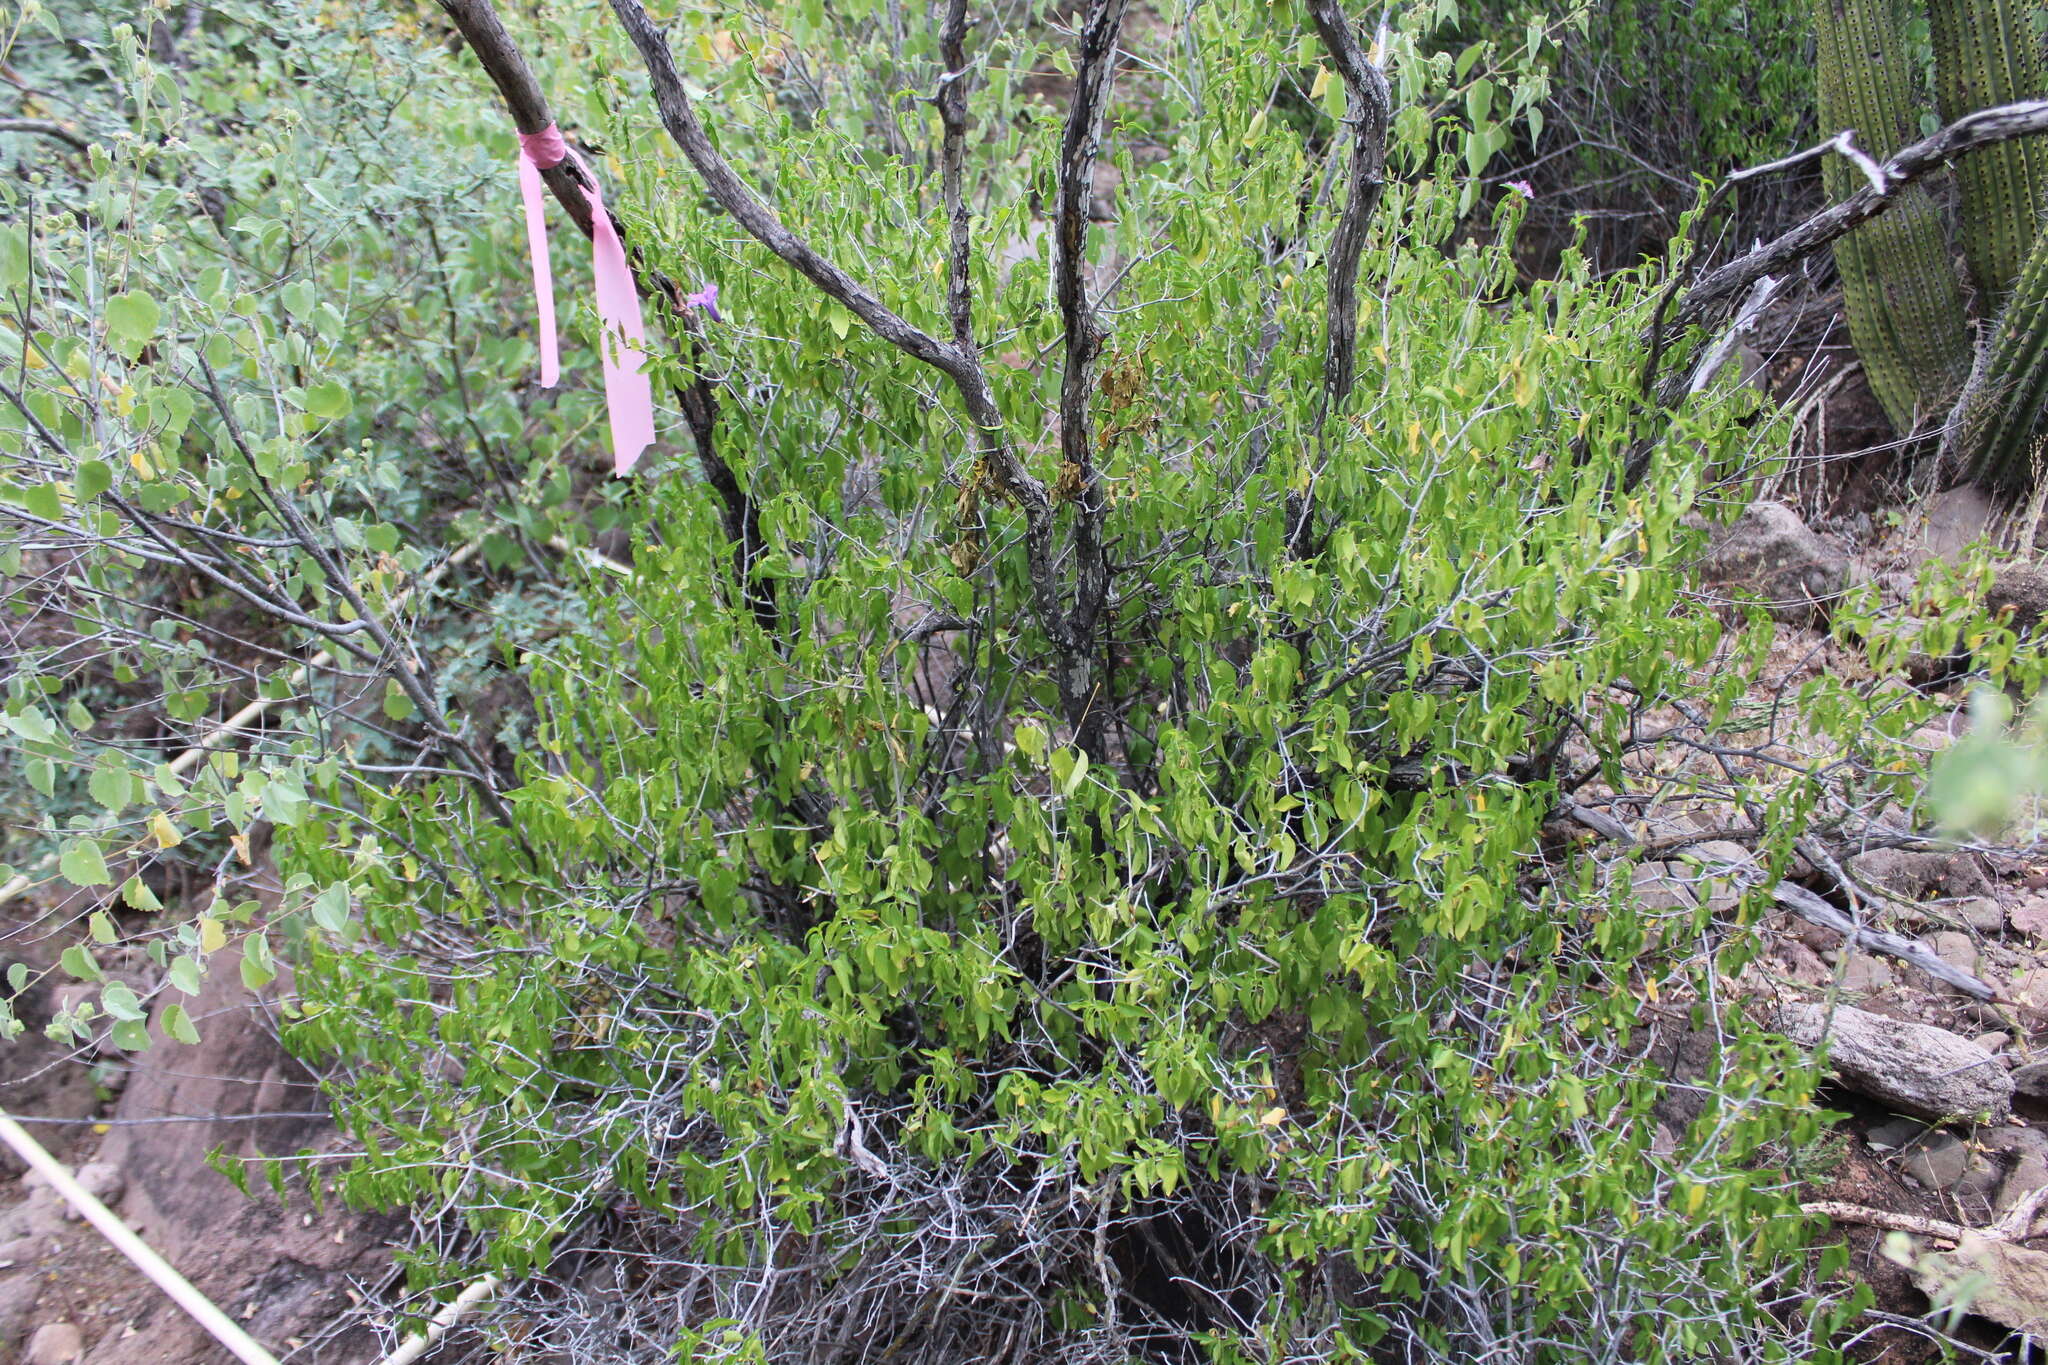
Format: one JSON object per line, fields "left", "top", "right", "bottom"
{"left": 1503, "top": 180, "right": 1535, "bottom": 199}
{"left": 683, "top": 282, "right": 722, "bottom": 323}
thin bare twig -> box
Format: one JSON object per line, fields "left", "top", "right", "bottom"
{"left": 0, "top": 117, "right": 90, "bottom": 152}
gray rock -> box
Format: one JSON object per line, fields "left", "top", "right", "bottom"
{"left": 1678, "top": 841, "right": 1756, "bottom": 913}
{"left": 1913, "top": 485, "right": 2002, "bottom": 561}
{"left": 63, "top": 1163, "right": 123, "bottom": 1220}
{"left": 1779, "top": 1003, "right": 2013, "bottom": 1120}
{"left": 1976, "top": 1032, "right": 2013, "bottom": 1054}
{"left": 1989, "top": 564, "right": 2048, "bottom": 636}
{"left": 1629, "top": 861, "right": 1696, "bottom": 913}
{"left": 1956, "top": 1150, "right": 2007, "bottom": 1216}
{"left": 1845, "top": 848, "right": 1951, "bottom": 902}
{"left": 1697, "top": 502, "right": 1852, "bottom": 623}
{"left": 1980, "top": 1124, "right": 2048, "bottom": 1160}
{"left": 2012, "top": 1060, "right": 2048, "bottom": 1102}
{"left": 1957, "top": 897, "right": 2008, "bottom": 933}
{"left": 1975, "top": 1126, "right": 2048, "bottom": 1216}
{"left": 1903, "top": 1131, "right": 1972, "bottom": 1188}
{"left": 1868, "top": 1117, "right": 1916, "bottom": 1148}
{"left": 2003, "top": 1152, "right": 2048, "bottom": 1212}
{"left": 0, "top": 1187, "right": 66, "bottom": 1245}
{"left": 2016, "top": 969, "right": 2048, "bottom": 1011}
{"left": 0, "top": 1273, "right": 39, "bottom": 1348}
{"left": 1867, "top": 1116, "right": 1929, "bottom": 1152}
{"left": 26, "top": 1322, "right": 82, "bottom": 1365}
{"left": 1840, "top": 953, "right": 1896, "bottom": 997}
{"left": 1926, "top": 931, "right": 1983, "bottom": 991}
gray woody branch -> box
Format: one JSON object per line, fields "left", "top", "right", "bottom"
{"left": 1052, "top": 0, "right": 1130, "bottom": 757}
{"left": 1294, "top": 0, "right": 1392, "bottom": 561}
{"left": 1671, "top": 97, "right": 2048, "bottom": 333}
{"left": 1304, "top": 0, "right": 1392, "bottom": 427}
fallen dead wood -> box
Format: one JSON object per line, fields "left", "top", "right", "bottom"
{"left": 1560, "top": 800, "right": 2000, "bottom": 1001}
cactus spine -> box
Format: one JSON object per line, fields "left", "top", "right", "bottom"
{"left": 1814, "top": 0, "right": 1973, "bottom": 433}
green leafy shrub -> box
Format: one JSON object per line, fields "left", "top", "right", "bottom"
{"left": 262, "top": 3, "right": 1910, "bottom": 1359}
{"left": 1461, "top": 0, "right": 1817, "bottom": 269}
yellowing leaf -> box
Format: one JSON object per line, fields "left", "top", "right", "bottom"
{"left": 1311, "top": 65, "right": 1332, "bottom": 99}
{"left": 1259, "top": 1106, "right": 1288, "bottom": 1127}
{"left": 199, "top": 917, "right": 226, "bottom": 953}
{"left": 151, "top": 811, "right": 182, "bottom": 849}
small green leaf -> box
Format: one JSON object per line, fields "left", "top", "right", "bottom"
{"left": 89, "top": 912, "right": 116, "bottom": 945}
{"left": 1015, "top": 722, "right": 1047, "bottom": 761}
{"left": 281, "top": 280, "right": 316, "bottom": 320}
{"left": 23, "top": 482, "right": 63, "bottom": 522}
{"left": 240, "top": 934, "right": 277, "bottom": 990}
{"left": 110, "top": 1019, "right": 151, "bottom": 1051}
{"left": 5, "top": 963, "right": 25, "bottom": 993}
{"left": 1058, "top": 749, "right": 1090, "bottom": 798}
{"left": 311, "top": 881, "right": 352, "bottom": 933}
{"left": 100, "top": 980, "right": 146, "bottom": 1021}
{"left": 163, "top": 1003, "right": 201, "bottom": 1045}
{"left": 75, "top": 459, "right": 112, "bottom": 501}
{"left": 60, "top": 944, "right": 101, "bottom": 982}
{"left": 106, "top": 290, "right": 162, "bottom": 343}
{"left": 168, "top": 955, "right": 203, "bottom": 996}
{"left": 263, "top": 775, "right": 308, "bottom": 828}
{"left": 60, "top": 838, "right": 111, "bottom": 888}
{"left": 89, "top": 761, "right": 134, "bottom": 813}
{"left": 305, "top": 381, "right": 353, "bottom": 420}
{"left": 0, "top": 227, "right": 27, "bottom": 290}
{"left": 121, "top": 875, "right": 162, "bottom": 912}
{"left": 382, "top": 679, "right": 417, "bottom": 721}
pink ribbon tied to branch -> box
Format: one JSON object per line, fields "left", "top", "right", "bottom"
{"left": 517, "top": 124, "right": 655, "bottom": 476}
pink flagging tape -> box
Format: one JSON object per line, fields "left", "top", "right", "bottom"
{"left": 516, "top": 126, "right": 566, "bottom": 388}
{"left": 582, "top": 168, "right": 656, "bottom": 475}
{"left": 515, "top": 123, "right": 655, "bottom": 475}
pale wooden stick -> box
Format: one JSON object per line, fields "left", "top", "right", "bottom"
{"left": 377, "top": 1273, "right": 503, "bottom": 1365}
{"left": 0, "top": 1106, "right": 281, "bottom": 1365}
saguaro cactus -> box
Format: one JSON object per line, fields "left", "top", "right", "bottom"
{"left": 1926, "top": 0, "right": 2048, "bottom": 488}
{"left": 1814, "top": 0, "right": 1973, "bottom": 434}
{"left": 1948, "top": 237, "right": 2048, "bottom": 489}
{"left": 1929, "top": 0, "right": 2048, "bottom": 305}
{"left": 1812, "top": 0, "right": 2048, "bottom": 488}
